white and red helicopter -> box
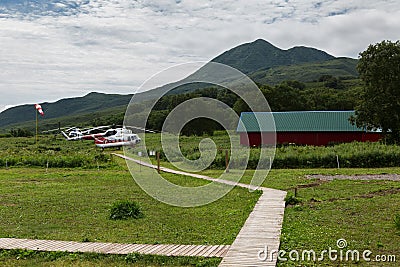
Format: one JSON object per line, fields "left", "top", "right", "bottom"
{"left": 61, "top": 125, "right": 154, "bottom": 149}
{"left": 93, "top": 127, "right": 142, "bottom": 149}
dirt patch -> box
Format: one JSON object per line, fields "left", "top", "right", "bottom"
{"left": 285, "top": 180, "right": 328, "bottom": 191}
{"left": 307, "top": 174, "right": 400, "bottom": 181}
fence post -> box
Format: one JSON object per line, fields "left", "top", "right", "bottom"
{"left": 225, "top": 149, "right": 229, "bottom": 173}
{"left": 336, "top": 155, "right": 340, "bottom": 169}
{"left": 157, "top": 151, "right": 160, "bottom": 174}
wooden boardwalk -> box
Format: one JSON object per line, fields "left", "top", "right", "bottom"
{"left": 0, "top": 238, "right": 230, "bottom": 257}
{"left": 114, "top": 153, "right": 287, "bottom": 266}
{"left": 218, "top": 188, "right": 286, "bottom": 266}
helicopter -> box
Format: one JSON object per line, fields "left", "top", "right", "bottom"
{"left": 60, "top": 126, "right": 111, "bottom": 141}
{"left": 60, "top": 125, "right": 156, "bottom": 149}
{"left": 94, "top": 127, "right": 142, "bottom": 149}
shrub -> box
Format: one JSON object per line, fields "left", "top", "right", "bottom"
{"left": 394, "top": 214, "right": 400, "bottom": 232}
{"left": 285, "top": 195, "right": 302, "bottom": 206}
{"left": 109, "top": 200, "right": 144, "bottom": 220}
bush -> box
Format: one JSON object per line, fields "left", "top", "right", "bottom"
{"left": 285, "top": 195, "right": 302, "bottom": 206}
{"left": 109, "top": 200, "right": 144, "bottom": 220}
{"left": 394, "top": 214, "right": 400, "bottom": 232}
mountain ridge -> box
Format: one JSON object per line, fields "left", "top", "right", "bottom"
{"left": 211, "top": 39, "right": 336, "bottom": 74}
{"left": 0, "top": 39, "right": 359, "bottom": 130}
{"left": 0, "top": 92, "right": 132, "bottom": 129}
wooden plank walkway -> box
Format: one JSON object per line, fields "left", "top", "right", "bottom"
{"left": 0, "top": 238, "right": 230, "bottom": 257}
{"left": 114, "top": 153, "right": 287, "bottom": 266}
{"left": 218, "top": 188, "right": 286, "bottom": 266}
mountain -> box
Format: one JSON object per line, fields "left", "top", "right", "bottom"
{"left": 160, "top": 39, "right": 357, "bottom": 96}
{"left": 0, "top": 39, "right": 359, "bottom": 131}
{"left": 212, "top": 39, "right": 336, "bottom": 74}
{"left": 0, "top": 92, "right": 132, "bottom": 129}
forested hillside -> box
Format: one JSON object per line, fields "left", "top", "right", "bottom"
{"left": 144, "top": 77, "right": 362, "bottom": 135}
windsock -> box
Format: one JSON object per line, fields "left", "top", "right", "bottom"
{"left": 35, "top": 104, "right": 44, "bottom": 116}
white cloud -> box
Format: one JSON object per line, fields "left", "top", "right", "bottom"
{"left": 0, "top": 0, "right": 399, "bottom": 110}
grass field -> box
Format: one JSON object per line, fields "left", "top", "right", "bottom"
{"left": 0, "top": 136, "right": 400, "bottom": 266}
{"left": 0, "top": 167, "right": 259, "bottom": 245}
{"left": 0, "top": 249, "right": 221, "bottom": 267}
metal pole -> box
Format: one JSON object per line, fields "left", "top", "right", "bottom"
{"left": 35, "top": 110, "right": 38, "bottom": 144}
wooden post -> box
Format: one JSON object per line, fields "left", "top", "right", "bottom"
{"left": 225, "top": 149, "right": 229, "bottom": 173}
{"left": 294, "top": 187, "right": 298, "bottom": 197}
{"left": 157, "top": 151, "right": 160, "bottom": 174}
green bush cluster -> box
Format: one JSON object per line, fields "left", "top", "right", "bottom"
{"left": 0, "top": 155, "right": 110, "bottom": 168}
{"left": 271, "top": 142, "right": 400, "bottom": 168}
{"left": 153, "top": 141, "right": 400, "bottom": 169}
{"left": 109, "top": 200, "right": 144, "bottom": 220}
{"left": 284, "top": 195, "right": 302, "bottom": 206}
{"left": 0, "top": 137, "right": 115, "bottom": 169}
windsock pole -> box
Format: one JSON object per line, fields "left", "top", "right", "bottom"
{"left": 34, "top": 104, "right": 44, "bottom": 143}
{"left": 36, "top": 109, "right": 38, "bottom": 143}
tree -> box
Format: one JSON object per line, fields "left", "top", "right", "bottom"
{"left": 352, "top": 40, "right": 400, "bottom": 142}
{"left": 262, "top": 83, "right": 309, "bottom": 111}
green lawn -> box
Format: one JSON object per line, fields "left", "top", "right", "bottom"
{"left": 1, "top": 136, "right": 400, "bottom": 266}
{"left": 0, "top": 168, "right": 259, "bottom": 245}
{"left": 168, "top": 167, "right": 400, "bottom": 266}
{"left": 1, "top": 166, "right": 399, "bottom": 266}
{"left": 0, "top": 250, "right": 220, "bottom": 267}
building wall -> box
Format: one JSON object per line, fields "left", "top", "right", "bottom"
{"left": 240, "top": 132, "right": 382, "bottom": 146}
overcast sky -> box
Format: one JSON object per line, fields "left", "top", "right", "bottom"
{"left": 0, "top": 0, "right": 399, "bottom": 112}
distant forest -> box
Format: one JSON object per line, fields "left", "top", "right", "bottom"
{"left": 4, "top": 75, "right": 361, "bottom": 137}
{"left": 144, "top": 75, "right": 361, "bottom": 135}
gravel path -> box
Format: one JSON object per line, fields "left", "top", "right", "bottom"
{"left": 307, "top": 174, "right": 400, "bottom": 181}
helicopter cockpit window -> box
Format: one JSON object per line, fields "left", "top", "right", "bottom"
{"left": 105, "top": 130, "right": 117, "bottom": 137}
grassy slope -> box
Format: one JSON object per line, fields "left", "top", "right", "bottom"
{"left": 250, "top": 58, "right": 358, "bottom": 85}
